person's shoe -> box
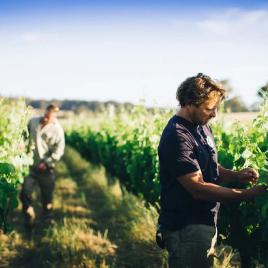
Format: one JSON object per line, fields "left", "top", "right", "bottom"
{"left": 25, "top": 206, "right": 35, "bottom": 227}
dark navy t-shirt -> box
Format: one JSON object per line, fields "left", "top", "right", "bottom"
{"left": 158, "top": 115, "right": 219, "bottom": 230}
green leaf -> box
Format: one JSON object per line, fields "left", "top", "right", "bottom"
{"left": 0, "top": 162, "right": 16, "bottom": 176}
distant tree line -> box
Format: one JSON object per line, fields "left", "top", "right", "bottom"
{"left": 2, "top": 81, "right": 267, "bottom": 113}
{"left": 26, "top": 99, "right": 135, "bottom": 113}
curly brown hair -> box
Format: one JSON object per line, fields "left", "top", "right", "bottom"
{"left": 176, "top": 73, "right": 226, "bottom": 107}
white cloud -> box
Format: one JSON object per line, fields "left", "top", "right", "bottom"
{"left": 197, "top": 9, "right": 268, "bottom": 39}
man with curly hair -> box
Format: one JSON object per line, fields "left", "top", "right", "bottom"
{"left": 157, "top": 73, "right": 267, "bottom": 268}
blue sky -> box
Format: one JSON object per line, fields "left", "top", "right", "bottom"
{"left": 0, "top": 0, "right": 268, "bottom": 107}
{"left": 1, "top": 0, "right": 268, "bottom": 9}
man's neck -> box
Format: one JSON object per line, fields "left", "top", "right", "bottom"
{"left": 176, "top": 108, "right": 193, "bottom": 124}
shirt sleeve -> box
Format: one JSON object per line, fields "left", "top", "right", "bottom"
{"left": 165, "top": 131, "right": 200, "bottom": 178}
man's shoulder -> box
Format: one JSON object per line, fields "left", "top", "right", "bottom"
{"left": 169, "top": 117, "right": 193, "bottom": 137}
{"left": 162, "top": 116, "right": 186, "bottom": 133}
{"left": 160, "top": 116, "right": 193, "bottom": 145}
{"left": 52, "top": 120, "right": 64, "bottom": 133}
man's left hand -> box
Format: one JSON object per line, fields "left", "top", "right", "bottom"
{"left": 237, "top": 168, "right": 259, "bottom": 184}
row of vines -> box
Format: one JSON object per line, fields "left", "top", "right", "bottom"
{"left": 65, "top": 102, "right": 268, "bottom": 266}
{"left": 0, "top": 98, "right": 32, "bottom": 233}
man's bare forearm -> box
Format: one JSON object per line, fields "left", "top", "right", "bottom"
{"left": 218, "top": 165, "right": 240, "bottom": 183}
{"left": 192, "top": 181, "right": 264, "bottom": 202}
{"left": 177, "top": 170, "right": 266, "bottom": 203}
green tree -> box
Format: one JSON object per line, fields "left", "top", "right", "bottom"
{"left": 220, "top": 80, "right": 249, "bottom": 112}
{"left": 257, "top": 83, "right": 268, "bottom": 99}
{"left": 224, "top": 96, "right": 249, "bottom": 112}
{"left": 220, "top": 79, "right": 234, "bottom": 95}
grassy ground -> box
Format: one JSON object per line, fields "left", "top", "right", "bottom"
{"left": 0, "top": 146, "right": 167, "bottom": 268}
{"left": 0, "top": 146, "right": 247, "bottom": 268}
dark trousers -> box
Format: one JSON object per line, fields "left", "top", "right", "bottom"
{"left": 20, "top": 167, "right": 55, "bottom": 218}
{"left": 163, "top": 224, "right": 216, "bottom": 268}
